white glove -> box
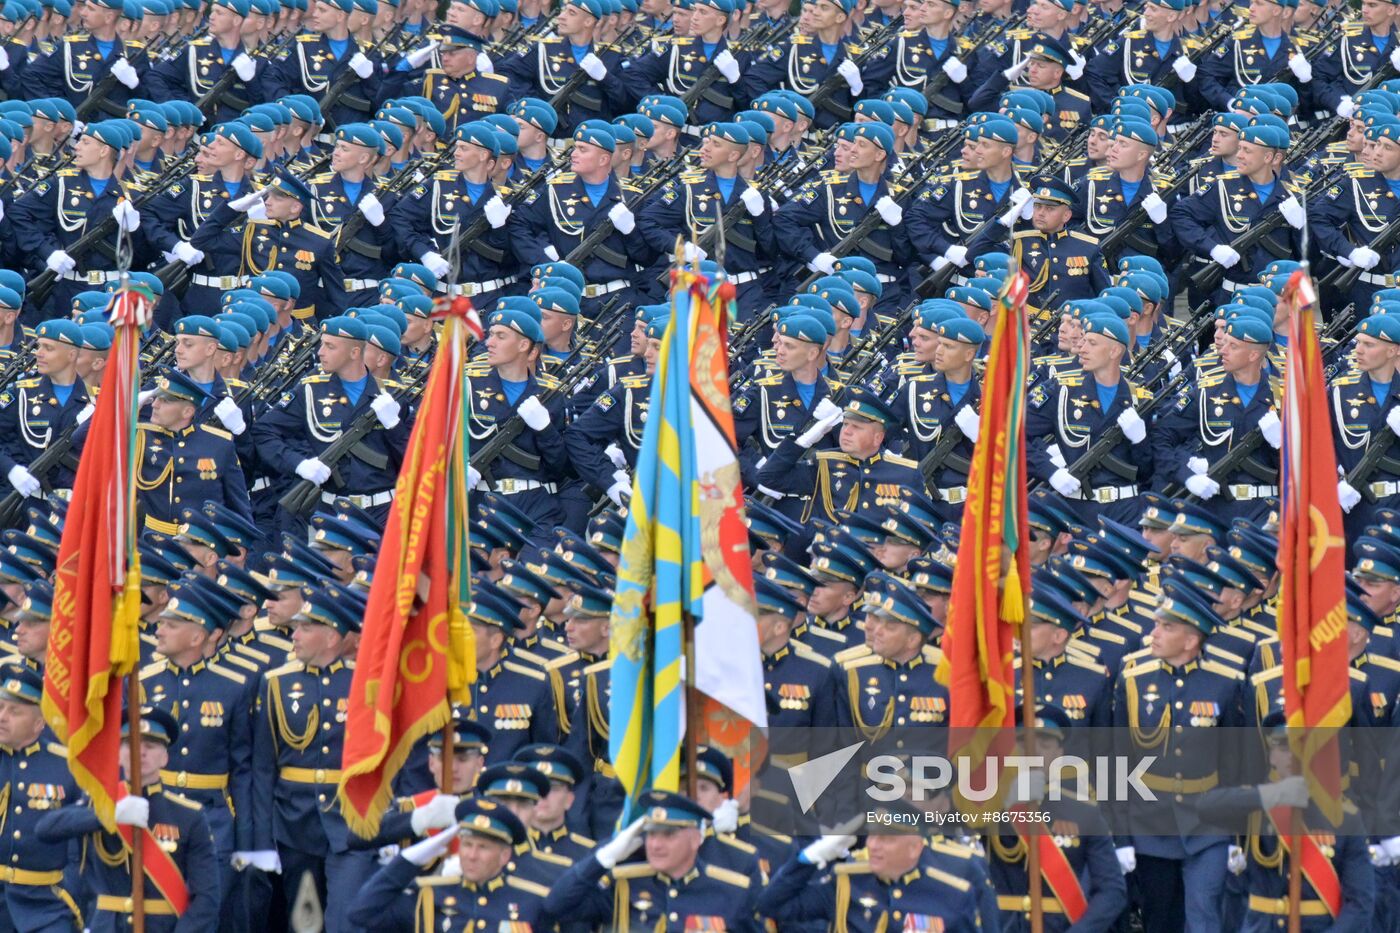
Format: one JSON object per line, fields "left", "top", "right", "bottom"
{"left": 954, "top": 405, "right": 980, "bottom": 442}
{"left": 467, "top": 465, "right": 483, "bottom": 489}
{"left": 1115, "top": 846, "right": 1136, "bottom": 874}
{"left": 1050, "top": 467, "right": 1082, "bottom": 497}
{"left": 401, "top": 828, "right": 456, "bottom": 866}
{"left": 1257, "top": 410, "right": 1282, "bottom": 449}
{"left": 138, "top": 388, "right": 158, "bottom": 407}
{"left": 409, "top": 794, "right": 461, "bottom": 836}
{"left": 1187, "top": 456, "right": 1209, "bottom": 475}
{"left": 405, "top": 40, "right": 439, "bottom": 69}
{"left": 682, "top": 240, "right": 707, "bottom": 263}
{"left": 543, "top": 245, "right": 560, "bottom": 261}
{"left": 941, "top": 54, "right": 967, "bottom": 83}
{"left": 476, "top": 51, "right": 494, "bottom": 73}
{"left": 1117, "top": 408, "right": 1147, "bottom": 444}
{"left": 110, "top": 57, "right": 139, "bottom": 89}
{"left": 371, "top": 393, "right": 401, "bottom": 429}
{"left": 1387, "top": 408, "right": 1400, "bottom": 437}
{"left": 1258, "top": 775, "right": 1309, "bottom": 810}
{"left": 713, "top": 48, "right": 740, "bottom": 83}
{"left": 1209, "top": 243, "right": 1241, "bottom": 268}
{"left": 740, "top": 186, "right": 764, "bottom": 216}
{"left": 357, "top": 191, "right": 385, "bottom": 227}
{"left": 1066, "top": 49, "right": 1086, "bottom": 80}
{"left": 1276, "top": 195, "right": 1306, "bottom": 230}
{"left": 214, "top": 397, "right": 246, "bottom": 435}
{"left": 943, "top": 244, "right": 969, "bottom": 267}
{"left": 1171, "top": 54, "right": 1196, "bottom": 82}
{"left": 76, "top": 402, "right": 96, "bottom": 425}
{"left": 232, "top": 51, "right": 256, "bottom": 81}
{"left": 233, "top": 850, "right": 282, "bottom": 872}
{"left": 517, "top": 395, "right": 551, "bottom": 430}
{"left": 579, "top": 51, "right": 608, "bottom": 81}
{"left": 604, "top": 442, "right": 629, "bottom": 470}
{"left": 228, "top": 188, "right": 267, "bottom": 212}
{"left": 931, "top": 256, "right": 950, "bottom": 273}
{"left": 809, "top": 251, "right": 838, "bottom": 274}
{"left": 1371, "top": 844, "right": 1392, "bottom": 867}
{"left": 1005, "top": 57, "right": 1031, "bottom": 82}
{"left": 801, "top": 833, "right": 857, "bottom": 869}
{"left": 607, "top": 471, "right": 631, "bottom": 506}
{"left": 836, "top": 59, "right": 863, "bottom": 94}
{"left": 796, "top": 409, "right": 844, "bottom": 448}
{"left": 812, "top": 398, "right": 843, "bottom": 423}
{"left": 757, "top": 483, "right": 787, "bottom": 499}
{"left": 607, "top": 202, "right": 635, "bottom": 234}
{"left": 1381, "top": 836, "right": 1400, "bottom": 863}
{"left": 421, "top": 251, "right": 452, "bottom": 278}
{"left": 1185, "top": 472, "right": 1220, "bottom": 499}
{"left": 711, "top": 798, "right": 740, "bottom": 834}
{"left": 1228, "top": 844, "right": 1247, "bottom": 874}
{"left": 1350, "top": 246, "right": 1381, "bottom": 270}
{"left": 295, "top": 457, "right": 332, "bottom": 485}
{"left": 1339, "top": 479, "right": 1361, "bottom": 513}
{"left": 173, "top": 240, "right": 204, "bottom": 265}
{"left": 596, "top": 817, "right": 646, "bottom": 869}
{"left": 6, "top": 465, "right": 40, "bottom": 498}
{"left": 1337, "top": 95, "right": 1357, "bottom": 119}
{"left": 1142, "top": 192, "right": 1168, "bottom": 225}
{"left": 0, "top": 46, "right": 10, "bottom": 71}
{"left": 45, "top": 249, "right": 75, "bottom": 274}
{"left": 348, "top": 51, "right": 374, "bottom": 79}
{"left": 483, "top": 195, "right": 511, "bottom": 229}
{"left": 114, "top": 796, "right": 149, "bottom": 828}
{"left": 1392, "top": 47, "right": 1400, "bottom": 72}
{"left": 1003, "top": 769, "right": 1047, "bottom": 806}
{"left": 1288, "top": 52, "right": 1312, "bottom": 82}
{"left": 112, "top": 200, "right": 140, "bottom": 233}
{"left": 874, "top": 195, "right": 902, "bottom": 226}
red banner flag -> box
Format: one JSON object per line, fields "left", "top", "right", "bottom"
{"left": 338, "top": 300, "right": 476, "bottom": 836}
{"left": 1278, "top": 271, "right": 1351, "bottom": 826}
{"left": 936, "top": 270, "right": 1032, "bottom": 801}
{"left": 41, "top": 287, "right": 148, "bottom": 830}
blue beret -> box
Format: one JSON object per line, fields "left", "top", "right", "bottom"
{"left": 1081, "top": 313, "right": 1130, "bottom": 346}
{"left": 573, "top": 118, "right": 615, "bottom": 151}
{"left": 846, "top": 120, "right": 894, "bottom": 152}
{"left": 321, "top": 316, "right": 368, "bottom": 340}
{"left": 507, "top": 97, "right": 558, "bottom": 134}
{"left": 214, "top": 121, "right": 263, "bottom": 158}
{"left": 705, "top": 120, "right": 748, "bottom": 145}
{"left": 853, "top": 98, "right": 895, "bottom": 125}
{"left": 1359, "top": 314, "right": 1400, "bottom": 344}
{"left": 938, "top": 317, "right": 985, "bottom": 345}
{"left": 83, "top": 120, "right": 127, "bottom": 151}
{"left": 174, "top": 315, "right": 221, "bottom": 338}
{"left": 79, "top": 323, "right": 114, "bottom": 351}
{"left": 1225, "top": 316, "right": 1273, "bottom": 345}
{"left": 946, "top": 285, "right": 993, "bottom": 310}
{"left": 280, "top": 94, "right": 324, "bottom": 125}
{"left": 1241, "top": 122, "right": 1289, "bottom": 148}
{"left": 565, "top": 0, "right": 603, "bottom": 14}
{"left": 1115, "top": 118, "right": 1159, "bottom": 146}
{"left": 0, "top": 286, "right": 20, "bottom": 311}
{"left": 839, "top": 268, "right": 881, "bottom": 298}
{"left": 336, "top": 122, "right": 384, "bottom": 154}
{"left": 531, "top": 286, "right": 580, "bottom": 316}
{"left": 364, "top": 323, "right": 400, "bottom": 357}
{"left": 1005, "top": 106, "right": 1044, "bottom": 135}
{"left": 488, "top": 308, "right": 543, "bottom": 343}
{"left": 975, "top": 116, "right": 1018, "bottom": 144}
{"left": 455, "top": 119, "right": 501, "bottom": 156}
{"left": 754, "top": 93, "right": 799, "bottom": 122}
{"left": 882, "top": 87, "right": 928, "bottom": 117}
{"left": 776, "top": 313, "right": 827, "bottom": 344}
{"left": 214, "top": 0, "right": 250, "bottom": 12}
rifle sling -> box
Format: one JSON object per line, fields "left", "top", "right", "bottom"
{"left": 348, "top": 440, "right": 389, "bottom": 471}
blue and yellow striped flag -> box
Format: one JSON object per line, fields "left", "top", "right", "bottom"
{"left": 608, "top": 269, "right": 706, "bottom": 817}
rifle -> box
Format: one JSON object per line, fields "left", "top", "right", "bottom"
{"left": 1320, "top": 213, "right": 1400, "bottom": 293}
{"left": 1028, "top": 288, "right": 1065, "bottom": 347}
{"left": 0, "top": 419, "right": 82, "bottom": 526}
{"left": 918, "top": 421, "right": 967, "bottom": 496}
{"left": 547, "top": 24, "right": 649, "bottom": 110}
{"left": 1125, "top": 297, "right": 1213, "bottom": 387}
{"left": 317, "top": 23, "right": 407, "bottom": 130}
{"left": 329, "top": 145, "right": 455, "bottom": 259}
{"left": 1058, "top": 368, "right": 1190, "bottom": 487}
{"left": 1097, "top": 159, "right": 1206, "bottom": 261}
{"left": 915, "top": 203, "right": 1015, "bottom": 298}
{"left": 563, "top": 154, "right": 689, "bottom": 266}
{"left": 0, "top": 343, "right": 35, "bottom": 392}
{"left": 803, "top": 17, "right": 905, "bottom": 123}
{"left": 195, "top": 30, "right": 297, "bottom": 115}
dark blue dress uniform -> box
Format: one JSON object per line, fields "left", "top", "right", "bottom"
{"left": 563, "top": 372, "right": 650, "bottom": 493}
{"left": 757, "top": 426, "right": 928, "bottom": 525}
{"left": 36, "top": 784, "right": 221, "bottom": 933}
{"left": 0, "top": 375, "right": 91, "bottom": 494}
{"left": 265, "top": 32, "right": 381, "bottom": 128}
{"left": 416, "top": 67, "right": 512, "bottom": 131}
{"left": 620, "top": 35, "right": 748, "bottom": 127}
{"left": 1314, "top": 22, "right": 1394, "bottom": 113}
{"left": 468, "top": 647, "right": 560, "bottom": 764}
{"left": 1330, "top": 367, "right": 1400, "bottom": 534}
{"left": 864, "top": 29, "right": 976, "bottom": 124}
{"left": 145, "top": 170, "right": 256, "bottom": 315}
{"left": 134, "top": 421, "right": 251, "bottom": 535}
{"left": 305, "top": 171, "right": 402, "bottom": 307}
{"left": 1073, "top": 166, "right": 1179, "bottom": 262}
{"left": 757, "top": 847, "right": 985, "bottom": 932}
{"left": 497, "top": 37, "right": 629, "bottom": 136}
{"left": 1311, "top": 166, "right": 1400, "bottom": 307}
{"left": 763, "top": 640, "right": 842, "bottom": 730}
{"left": 1172, "top": 168, "right": 1305, "bottom": 302}
{"left": 907, "top": 167, "right": 1024, "bottom": 266}
{"left": 739, "top": 33, "right": 868, "bottom": 130}
{"left": 25, "top": 35, "right": 149, "bottom": 117}
{"left": 835, "top": 646, "right": 949, "bottom": 751}
{"left": 1027, "top": 368, "right": 1154, "bottom": 523}
{"left": 1085, "top": 29, "right": 1191, "bottom": 111}
{"left": 1197, "top": 25, "right": 1306, "bottom": 111}
{"left": 145, "top": 38, "right": 270, "bottom": 124}
{"left": 888, "top": 364, "right": 980, "bottom": 524}
{"left": 1010, "top": 227, "right": 1113, "bottom": 305}
{"left": 734, "top": 368, "right": 841, "bottom": 495}
{"left": 388, "top": 168, "right": 518, "bottom": 302}
{"left": 1019, "top": 652, "right": 1114, "bottom": 728}
{"left": 349, "top": 846, "right": 554, "bottom": 933}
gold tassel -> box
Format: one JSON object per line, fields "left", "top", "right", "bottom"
{"left": 446, "top": 602, "right": 473, "bottom": 702}
{"left": 1000, "top": 558, "right": 1025, "bottom": 624}
{"left": 109, "top": 555, "right": 142, "bottom": 673}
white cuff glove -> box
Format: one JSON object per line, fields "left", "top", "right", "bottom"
{"left": 0, "top": 46, "right": 11, "bottom": 71}
{"left": 1171, "top": 54, "right": 1197, "bottom": 82}
{"left": 809, "top": 251, "right": 838, "bottom": 274}
{"left": 1185, "top": 472, "right": 1220, "bottom": 499}
{"left": 941, "top": 54, "right": 967, "bottom": 83}
{"left": 1066, "top": 49, "right": 1086, "bottom": 80}
{"left": 1209, "top": 243, "right": 1241, "bottom": 268}
{"left": 467, "top": 465, "right": 483, "bottom": 489}
{"left": 1187, "top": 456, "right": 1209, "bottom": 475}
{"left": 348, "top": 51, "right": 374, "bottom": 79}
{"left": 943, "top": 244, "right": 969, "bottom": 267}
{"left": 1350, "top": 246, "right": 1381, "bottom": 270}
{"left": 543, "top": 245, "right": 560, "bottom": 261}
{"left": 476, "top": 51, "right": 494, "bottom": 73}
{"left": 711, "top": 798, "right": 740, "bottom": 834}
{"left": 1003, "top": 769, "right": 1047, "bottom": 806}
{"left": 371, "top": 393, "right": 401, "bottom": 429}
{"left": 138, "top": 388, "right": 158, "bottom": 407}
{"left": 1392, "top": 47, "right": 1400, "bottom": 72}
{"left": 607, "top": 471, "right": 631, "bottom": 506}
{"left": 812, "top": 398, "right": 843, "bottom": 423}
{"left": 1339, "top": 479, "right": 1361, "bottom": 513}
{"left": 953, "top": 404, "right": 979, "bottom": 442}
{"left": 1279, "top": 195, "right": 1305, "bottom": 230}
{"left": 1338, "top": 95, "right": 1357, "bottom": 119}
{"left": 228, "top": 188, "right": 267, "bottom": 212}
{"left": 1228, "top": 844, "right": 1247, "bottom": 874}
{"left": 401, "top": 828, "right": 456, "bottom": 866}
{"left": 483, "top": 195, "right": 511, "bottom": 229}
{"left": 1258, "top": 775, "right": 1309, "bottom": 810}
{"left": 596, "top": 817, "right": 646, "bottom": 869}
{"left": 517, "top": 395, "right": 551, "bottom": 430}
{"left": 713, "top": 48, "right": 740, "bottom": 83}
{"left": 836, "top": 59, "right": 862, "bottom": 94}
{"left": 604, "top": 442, "right": 628, "bottom": 470}
{"left": 76, "top": 402, "right": 95, "bottom": 425}
{"left": 756, "top": 483, "right": 787, "bottom": 499}
{"left": 409, "top": 794, "right": 461, "bottom": 836}
{"left": 1257, "top": 410, "right": 1282, "bottom": 449}
{"left": 173, "top": 240, "right": 204, "bottom": 265}
{"left": 682, "top": 240, "right": 707, "bottom": 263}
{"left": 114, "top": 796, "right": 149, "bottom": 828}
{"left": 1050, "top": 467, "right": 1081, "bottom": 497}
{"left": 1142, "top": 192, "right": 1168, "bottom": 224}
{"left": 6, "top": 465, "right": 40, "bottom": 498}
{"left": 214, "top": 397, "right": 246, "bottom": 435}
{"left": 358, "top": 191, "right": 385, "bottom": 227}
{"left": 113, "top": 200, "right": 140, "bottom": 233}
{"left": 1288, "top": 52, "right": 1312, "bottom": 82}
{"left": 296, "top": 457, "right": 332, "bottom": 485}
{"left": 405, "top": 40, "right": 439, "bottom": 69}
{"left": 1116, "top": 846, "right": 1136, "bottom": 874}
{"left": 1387, "top": 407, "right": 1400, "bottom": 437}
{"left": 1003, "top": 57, "right": 1030, "bottom": 82}
{"left": 579, "top": 51, "right": 608, "bottom": 81}
{"left": 1382, "top": 836, "right": 1400, "bottom": 863}
{"left": 46, "top": 249, "right": 75, "bottom": 274}
{"left": 232, "top": 51, "right": 256, "bottom": 81}
{"left": 607, "top": 202, "right": 635, "bottom": 234}
{"left": 1117, "top": 408, "right": 1147, "bottom": 444}
{"left": 739, "top": 185, "right": 764, "bottom": 216}
{"left": 874, "top": 195, "right": 902, "bottom": 226}
{"left": 421, "top": 250, "right": 452, "bottom": 278}
{"left": 796, "top": 410, "right": 843, "bottom": 448}
{"left": 233, "top": 850, "right": 282, "bottom": 872}
{"left": 800, "top": 832, "right": 857, "bottom": 869}
{"left": 931, "top": 256, "right": 950, "bottom": 272}
{"left": 110, "top": 57, "right": 139, "bottom": 89}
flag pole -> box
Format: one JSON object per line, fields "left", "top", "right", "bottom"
{"left": 683, "top": 609, "right": 698, "bottom": 800}
{"left": 1288, "top": 813, "right": 1302, "bottom": 933}
{"left": 127, "top": 675, "right": 145, "bottom": 933}
{"left": 1021, "top": 610, "right": 1041, "bottom": 933}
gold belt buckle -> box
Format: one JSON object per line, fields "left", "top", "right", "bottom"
{"left": 314, "top": 768, "right": 327, "bottom": 783}
{"left": 87, "top": 271, "right": 103, "bottom": 285}
{"left": 176, "top": 771, "right": 188, "bottom": 788}
{"left": 1231, "top": 484, "right": 1250, "bottom": 499}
